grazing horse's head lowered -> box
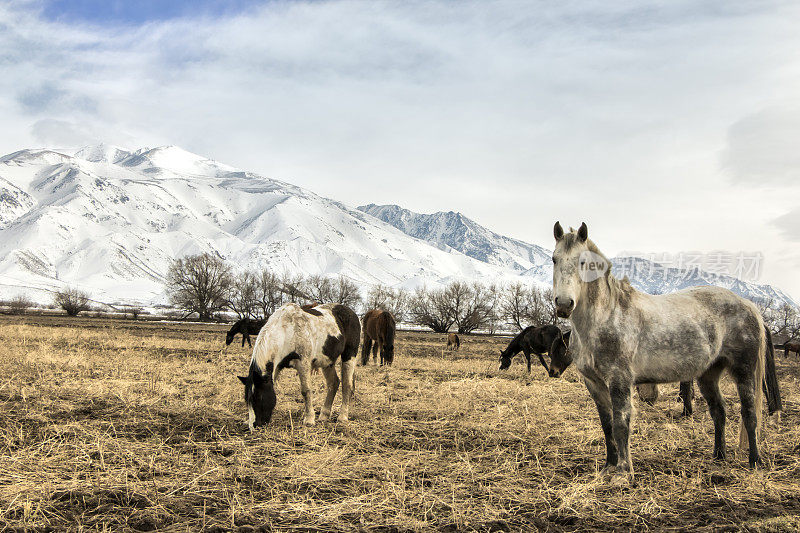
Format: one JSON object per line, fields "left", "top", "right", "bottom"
{"left": 238, "top": 361, "right": 277, "bottom": 429}
{"left": 547, "top": 330, "right": 572, "bottom": 378}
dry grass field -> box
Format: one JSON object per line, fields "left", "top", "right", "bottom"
{"left": 0, "top": 315, "right": 799, "bottom": 531}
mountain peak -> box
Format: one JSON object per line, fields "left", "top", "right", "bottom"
{"left": 357, "top": 203, "right": 550, "bottom": 271}
{"left": 74, "top": 144, "right": 132, "bottom": 164}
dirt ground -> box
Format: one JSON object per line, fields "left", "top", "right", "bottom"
{"left": 0, "top": 314, "right": 798, "bottom": 531}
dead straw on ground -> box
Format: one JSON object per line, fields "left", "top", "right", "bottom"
{"left": 0, "top": 316, "right": 798, "bottom": 531}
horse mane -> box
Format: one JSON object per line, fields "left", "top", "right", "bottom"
{"left": 301, "top": 302, "right": 323, "bottom": 316}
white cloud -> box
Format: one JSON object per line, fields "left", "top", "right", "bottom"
{"left": 2, "top": 0, "right": 800, "bottom": 298}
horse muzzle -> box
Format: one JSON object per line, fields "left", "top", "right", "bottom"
{"left": 555, "top": 308, "right": 572, "bottom": 319}
{"left": 554, "top": 296, "right": 574, "bottom": 318}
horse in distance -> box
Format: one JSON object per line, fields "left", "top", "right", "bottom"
{"left": 551, "top": 221, "right": 781, "bottom": 483}
{"left": 237, "top": 302, "right": 360, "bottom": 430}
{"left": 361, "top": 309, "right": 397, "bottom": 366}
{"left": 499, "top": 324, "right": 568, "bottom": 373}
{"left": 446, "top": 333, "right": 460, "bottom": 351}
{"left": 783, "top": 340, "right": 800, "bottom": 358}
{"left": 226, "top": 318, "right": 267, "bottom": 347}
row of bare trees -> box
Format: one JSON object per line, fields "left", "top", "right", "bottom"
{"left": 165, "top": 253, "right": 362, "bottom": 320}
{"left": 163, "top": 253, "right": 560, "bottom": 331}
{"left": 755, "top": 298, "right": 800, "bottom": 342}
{"left": 163, "top": 253, "right": 800, "bottom": 337}
{"left": 408, "top": 281, "right": 557, "bottom": 333}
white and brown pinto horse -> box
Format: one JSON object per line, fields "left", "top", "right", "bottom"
{"left": 238, "top": 302, "right": 360, "bottom": 430}
{"left": 551, "top": 222, "right": 781, "bottom": 483}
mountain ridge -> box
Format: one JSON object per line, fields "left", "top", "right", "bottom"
{"left": 357, "top": 203, "right": 796, "bottom": 307}
{"left": 0, "top": 145, "right": 793, "bottom": 308}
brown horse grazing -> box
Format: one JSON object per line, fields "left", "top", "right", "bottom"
{"left": 784, "top": 341, "right": 800, "bottom": 358}
{"left": 447, "top": 333, "right": 460, "bottom": 351}
{"left": 361, "top": 310, "right": 397, "bottom": 365}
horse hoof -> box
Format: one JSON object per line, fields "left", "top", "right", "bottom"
{"left": 338, "top": 414, "right": 350, "bottom": 423}
{"left": 609, "top": 473, "right": 633, "bottom": 487}
{"left": 599, "top": 464, "right": 616, "bottom": 480}
{"left": 318, "top": 413, "right": 330, "bottom": 422}
{"left": 303, "top": 419, "right": 316, "bottom": 427}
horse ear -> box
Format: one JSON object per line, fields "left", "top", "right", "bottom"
{"left": 237, "top": 375, "right": 248, "bottom": 385}
{"left": 577, "top": 222, "right": 588, "bottom": 243}
{"left": 554, "top": 221, "right": 564, "bottom": 241}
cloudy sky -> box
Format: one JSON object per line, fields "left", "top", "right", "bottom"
{"left": 2, "top": 0, "right": 800, "bottom": 298}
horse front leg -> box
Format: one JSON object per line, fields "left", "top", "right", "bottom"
{"left": 339, "top": 357, "right": 356, "bottom": 422}
{"left": 372, "top": 341, "right": 379, "bottom": 364}
{"left": 296, "top": 360, "right": 315, "bottom": 426}
{"left": 318, "top": 366, "right": 340, "bottom": 422}
{"left": 583, "top": 375, "right": 618, "bottom": 473}
{"left": 535, "top": 351, "right": 549, "bottom": 373}
{"left": 522, "top": 351, "right": 532, "bottom": 373}
{"left": 609, "top": 376, "right": 634, "bottom": 481}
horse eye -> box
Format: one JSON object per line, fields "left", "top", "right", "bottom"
{"left": 580, "top": 260, "right": 586, "bottom": 267}
{"left": 551, "top": 257, "right": 556, "bottom": 264}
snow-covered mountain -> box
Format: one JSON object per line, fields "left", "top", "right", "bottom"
{"left": 358, "top": 204, "right": 796, "bottom": 306}
{"left": 0, "top": 145, "right": 793, "bottom": 308}
{"left": 357, "top": 204, "right": 552, "bottom": 278}
{"left": 0, "top": 145, "right": 527, "bottom": 305}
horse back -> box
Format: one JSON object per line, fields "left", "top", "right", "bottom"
{"left": 625, "top": 286, "right": 764, "bottom": 381}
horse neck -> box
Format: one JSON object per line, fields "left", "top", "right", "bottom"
{"left": 570, "top": 276, "right": 617, "bottom": 334}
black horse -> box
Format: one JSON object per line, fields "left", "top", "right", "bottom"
{"left": 499, "top": 324, "right": 569, "bottom": 373}
{"left": 226, "top": 318, "right": 267, "bottom": 347}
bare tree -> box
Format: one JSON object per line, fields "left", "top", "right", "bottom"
{"left": 482, "top": 283, "right": 501, "bottom": 334}
{"left": 166, "top": 253, "right": 232, "bottom": 320}
{"left": 7, "top": 294, "right": 34, "bottom": 315}
{"left": 772, "top": 303, "right": 800, "bottom": 341}
{"left": 54, "top": 288, "right": 91, "bottom": 316}
{"left": 409, "top": 286, "right": 454, "bottom": 333}
{"left": 448, "top": 282, "right": 495, "bottom": 334}
{"left": 226, "top": 271, "right": 260, "bottom": 319}
{"left": 120, "top": 305, "right": 144, "bottom": 319}
{"left": 756, "top": 297, "right": 800, "bottom": 341}
{"left": 255, "top": 269, "right": 286, "bottom": 319}
{"left": 500, "top": 283, "right": 557, "bottom": 329}
{"left": 280, "top": 272, "right": 310, "bottom": 303}
{"left": 365, "top": 284, "right": 409, "bottom": 322}
{"left": 501, "top": 282, "right": 533, "bottom": 330}
{"left": 330, "top": 275, "right": 362, "bottom": 309}
{"left": 305, "top": 274, "right": 334, "bottom": 303}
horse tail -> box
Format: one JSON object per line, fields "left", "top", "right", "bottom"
{"left": 384, "top": 312, "right": 396, "bottom": 347}
{"left": 740, "top": 323, "right": 781, "bottom": 451}
{"left": 763, "top": 325, "right": 782, "bottom": 416}
{"left": 740, "top": 330, "right": 766, "bottom": 452}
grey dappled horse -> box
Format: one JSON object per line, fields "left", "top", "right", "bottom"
{"left": 551, "top": 221, "right": 781, "bottom": 483}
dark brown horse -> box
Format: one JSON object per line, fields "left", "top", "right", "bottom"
{"left": 447, "top": 333, "right": 460, "bottom": 351}
{"left": 226, "top": 318, "right": 267, "bottom": 347}
{"left": 784, "top": 340, "right": 800, "bottom": 358}
{"left": 361, "top": 310, "right": 397, "bottom": 365}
